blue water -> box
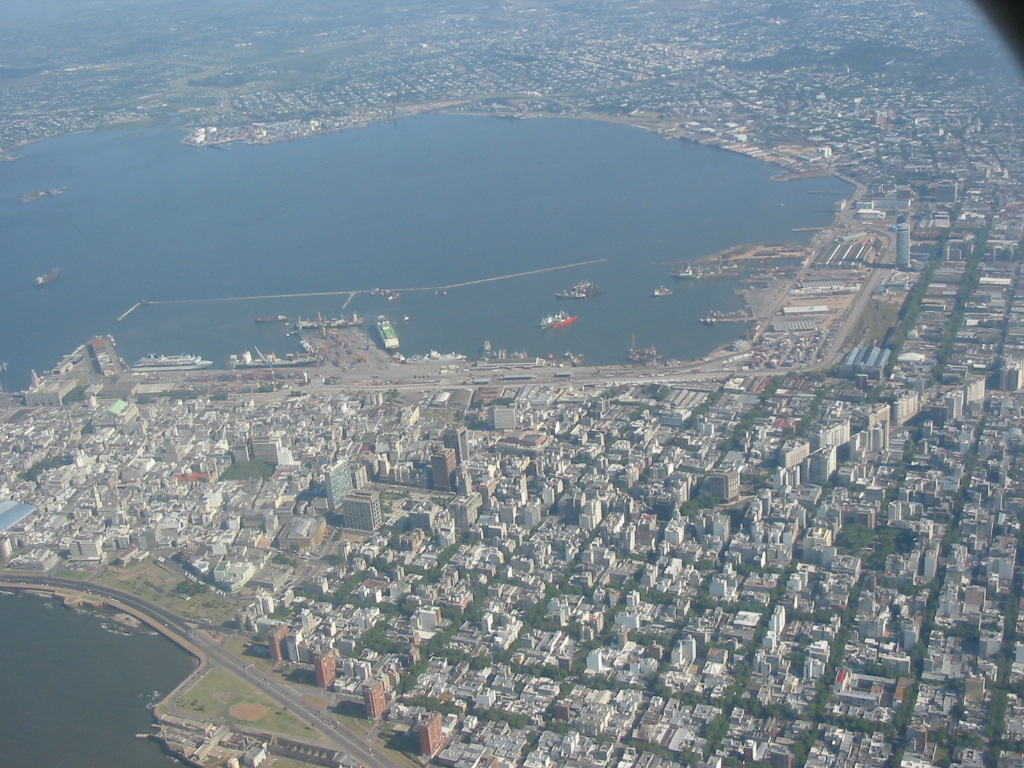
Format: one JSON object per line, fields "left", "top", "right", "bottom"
{"left": 0, "top": 115, "right": 850, "bottom": 389}
{"left": 0, "top": 592, "right": 195, "bottom": 768}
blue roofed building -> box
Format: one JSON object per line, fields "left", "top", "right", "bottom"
{"left": 0, "top": 500, "right": 37, "bottom": 534}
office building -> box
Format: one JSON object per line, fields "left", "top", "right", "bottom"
{"left": 343, "top": 489, "right": 383, "bottom": 531}
{"left": 325, "top": 461, "right": 355, "bottom": 513}
{"left": 430, "top": 446, "right": 457, "bottom": 492}
{"left": 895, "top": 214, "right": 911, "bottom": 269}
{"left": 442, "top": 424, "right": 470, "bottom": 464}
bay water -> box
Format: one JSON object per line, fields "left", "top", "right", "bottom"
{"left": 0, "top": 115, "right": 850, "bottom": 390}
{"left": 0, "top": 592, "right": 195, "bottom": 768}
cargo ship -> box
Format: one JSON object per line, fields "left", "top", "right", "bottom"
{"left": 540, "top": 311, "right": 578, "bottom": 329}
{"left": 377, "top": 316, "right": 400, "bottom": 350}
{"left": 555, "top": 281, "right": 601, "bottom": 299}
{"left": 131, "top": 354, "right": 214, "bottom": 372}
{"left": 35, "top": 268, "right": 60, "bottom": 286}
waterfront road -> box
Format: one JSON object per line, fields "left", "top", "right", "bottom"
{"left": 0, "top": 575, "right": 397, "bottom": 768}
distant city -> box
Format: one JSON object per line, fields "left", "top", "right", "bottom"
{"left": 3, "top": 3, "right": 1024, "bottom": 768}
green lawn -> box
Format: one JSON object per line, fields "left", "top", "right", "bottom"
{"left": 91, "top": 561, "right": 235, "bottom": 625}
{"left": 177, "top": 667, "right": 318, "bottom": 739}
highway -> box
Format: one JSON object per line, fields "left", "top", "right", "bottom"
{"left": 0, "top": 575, "right": 395, "bottom": 768}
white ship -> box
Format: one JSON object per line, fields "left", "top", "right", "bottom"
{"left": 131, "top": 354, "right": 214, "bottom": 372}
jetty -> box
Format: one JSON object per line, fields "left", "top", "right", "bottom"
{"left": 114, "top": 258, "right": 608, "bottom": 319}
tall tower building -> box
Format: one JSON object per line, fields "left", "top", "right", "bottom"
{"left": 325, "top": 461, "right": 355, "bottom": 513}
{"left": 313, "top": 648, "right": 338, "bottom": 688}
{"left": 268, "top": 623, "right": 290, "bottom": 664}
{"left": 442, "top": 425, "right": 470, "bottom": 465}
{"left": 430, "top": 446, "right": 457, "bottom": 492}
{"left": 363, "top": 679, "right": 389, "bottom": 720}
{"left": 414, "top": 712, "right": 445, "bottom": 757}
{"left": 895, "top": 214, "right": 911, "bottom": 269}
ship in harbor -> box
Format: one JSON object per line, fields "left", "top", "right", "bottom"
{"left": 629, "top": 336, "right": 661, "bottom": 365}
{"left": 671, "top": 264, "right": 699, "bottom": 280}
{"left": 652, "top": 285, "right": 674, "bottom": 297}
{"left": 228, "top": 350, "right": 318, "bottom": 368}
{"left": 131, "top": 354, "right": 213, "bottom": 372}
{"left": 293, "top": 313, "right": 363, "bottom": 330}
{"left": 34, "top": 268, "right": 60, "bottom": 286}
{"left": 377, "top": 316, "right": 400, "bottom": 350}
{"left": 555, "top": 281, "right": 601, "bottom": 299}
{"left": 255, "top": 315, "right": 288, "bottom": 323}
{"left": 540, "top": 311, "right": 578, "bottom": 329}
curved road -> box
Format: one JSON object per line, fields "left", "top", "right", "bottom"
{"left": 0, "top": 575, "right": 394, "bottom": 768}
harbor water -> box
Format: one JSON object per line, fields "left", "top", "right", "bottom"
{"left": 0, "top": 115, "right": 850, "bottom": 390}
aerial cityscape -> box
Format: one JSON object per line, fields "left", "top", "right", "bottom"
{"left": 3, "top": 2, "right": 1024, "bottom": 768}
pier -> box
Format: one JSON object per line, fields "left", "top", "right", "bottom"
{"left": 114, "top": 258, "right": 608, "bottom": 319}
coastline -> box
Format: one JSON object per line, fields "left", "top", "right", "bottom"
{"left": 175, "top": 100, "right": 843, "bottom": 188}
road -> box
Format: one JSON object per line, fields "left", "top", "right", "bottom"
{"left": 0, "top": 575, "right": 396, "bottom": 768}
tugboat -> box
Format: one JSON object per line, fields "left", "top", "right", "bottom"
{"left": 652, "top": 286, "right": 674, "bottom": 297}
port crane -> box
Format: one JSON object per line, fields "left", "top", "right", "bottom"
{"left": 253, "top": 346, "right": 274, "bottom": 370}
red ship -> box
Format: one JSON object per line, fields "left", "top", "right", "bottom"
{"left": 540, "top": 311, "right": 578, "bottom": 329}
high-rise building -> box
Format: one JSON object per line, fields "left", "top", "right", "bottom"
{"left": 363, "top": 679, "right": 389, "bottom": 720}
{"left": 250, "top": 435, "right": 293, "bottom": 466}
{"left": 268, "top": 623, "right": 290, "bottom": 664}
{"left": 313, "top": 648, "right": 337, "bottom": 688}
{"left": 414, "top": 712, "right": 445, "bottom": 757}
{"left": 895, "top": 214, "right": 911, "bottom": 269}
{"left": 704, "top": 468, "right": 740, "bottom": 503}
{"left": 325, "top": 461, "right": 355, "bottom": 513}
{"left": 442, "top": 425, "right": 470, "bottom": 465}
{"left": 430, "top": 446, "right": 457, "bottom": 492}
{"left": 342, "top": 489, "right": 383, "bottom": 531}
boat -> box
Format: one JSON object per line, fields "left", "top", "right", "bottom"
{"left": 293, "top": 314, "right": 363, "bottom": 330}
{"left": 131, "top": 354, "right": 214, "bottom": 372}
{"left": 255, "top": 315, "right": 288, "bottom": 323}
{"left": 652, "top": 286, "right": 674, "bottom": 297}
{"left": 671, "top": 265, "right": 700, "bottom": 280}
{"left": 228, "top": 350, "right": 318, "bottom": 368}
{"left": 35, "top": 268, "right": 60, "bottom": 286}
{"left": 555, "top": 281, "right": 602, "bottom": 299}
{"left": 377, "top": 316, "right": 400, "bottom": 350}
{"left": 540, "top": 311, "right": 578, "bottom": 329}
{"left": 629, "top": 335, "right": 661, "bottom": 365}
